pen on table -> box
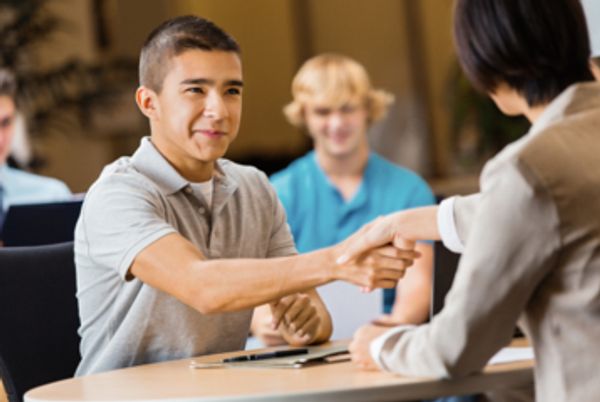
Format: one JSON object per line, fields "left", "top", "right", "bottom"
{"left": 222, "top": 348, "right": 308, "bottom": 363}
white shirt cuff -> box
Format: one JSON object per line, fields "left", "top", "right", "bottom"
{"left": 369, "top": 325, "right": 416, "bottom": 371}
{"left": 437, "top": 196, "right": 465, "bottom": 253}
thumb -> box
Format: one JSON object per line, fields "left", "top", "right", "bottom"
{"left": 393, "top": 234, "right": 415, "bottom": 251}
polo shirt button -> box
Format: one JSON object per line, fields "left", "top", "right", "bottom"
{"left": 185, "top": 187, "right": 193, "bottom": 194}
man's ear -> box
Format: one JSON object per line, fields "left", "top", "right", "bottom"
{"left": 135, "top": 86, "right": 159, "bottom": 120}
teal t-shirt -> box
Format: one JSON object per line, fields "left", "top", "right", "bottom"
{"left": 270, "top": 151, "right": 435, "bottom": 313}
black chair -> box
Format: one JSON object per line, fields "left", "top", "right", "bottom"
{"left": 0, "top": 242, "right": 80, "bottom": 402}
{"left": 1, "top": 200, "right": 83, "bottom": 247}
{"left": 430, "top": 240, "right": 461, "bottom": 318}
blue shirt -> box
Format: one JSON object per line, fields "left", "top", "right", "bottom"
{"left": 0, "top": 164, "right": 71, "bottom": 212}
{"left": 271, "top": 151, "right": 435, "bottom": 314}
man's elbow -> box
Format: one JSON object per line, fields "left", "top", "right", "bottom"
{"left": 188, "top": 292, "right": 225, "bottom": 315}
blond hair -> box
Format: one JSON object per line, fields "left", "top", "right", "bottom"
{"left": 284, "top": 54, "right": 394, "bottom": 128}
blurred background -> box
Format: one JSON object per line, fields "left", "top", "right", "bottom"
{"left": 0, "top": 0, "right": 529, "bottom": 194}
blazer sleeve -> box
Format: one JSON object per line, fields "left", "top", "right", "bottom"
{"left": 373, "top": 158, "right": 560, "bottom": 378}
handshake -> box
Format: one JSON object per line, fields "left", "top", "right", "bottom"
{"left": 253, "top": 212, "right": 427, "bottom": 347}
{"left": 332, "top": 215, "right": 421, "bottom": 291}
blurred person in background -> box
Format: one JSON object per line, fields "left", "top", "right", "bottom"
{"left": 0, "top": 68, "right": 71, "bottom": 231}
{"left": 251, "top": 54, "right": 435, "bottom": 345}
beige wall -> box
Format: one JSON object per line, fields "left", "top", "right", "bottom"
{"left": 420, "top": 0, "right": 456, "bottom": 176}
{"left": 170, "top": 0, "right": 306, "bottom": 159}
{"left": 307, "top": 0, "right": 431, "bottom": 173}
{"left": 27, "top": 0, "right": 459, "bottom": 192}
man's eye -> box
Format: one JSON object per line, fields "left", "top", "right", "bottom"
{"left": 314, "top": 109, "right": 330, "bottom": 116}
{"left": 187, "top": 87, "right": 204, "bottom": 94}
{"left": 341, "top": 105, "right": 357, "bottom": 114}
{"left": 0, "top": 116, "right": 14, "bottom": 128}
{"left": 226, "top": 87, "right": 241, "bottom": 95}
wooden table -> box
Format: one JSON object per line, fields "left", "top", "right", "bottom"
{"left": 25, "top": 341, "right": 533, "bottom": 402}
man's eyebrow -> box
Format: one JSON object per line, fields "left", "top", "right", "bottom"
{"left": 226, "top": 80, "right": 244, "bottom": 87}
{"left": 180, "top": 78, "right": 243, "bottom": 87}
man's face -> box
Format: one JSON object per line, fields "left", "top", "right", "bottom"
{"left": 304, "top": 98, "right": 369, "bottom": 159}
{"left": 146, "top": 49, "right": 243, "bottom": 172}
{"left": 0, "top": 95, "right": 16, "bottom": 165}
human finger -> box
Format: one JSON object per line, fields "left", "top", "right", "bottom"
{"left": 336, "top": 217, "right": 394, "bottom": 264}
{"left": 282, "top": 294, "right": 310, "bottom": 328}
{"left": 287, "top": 302, "right": 316, "bottom": 333}
{"left": 271, "top": 297, "right": 294, "bottom": 329}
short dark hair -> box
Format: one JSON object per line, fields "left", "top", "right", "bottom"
{"left": 0, "top": 68, "right": 17, "bottom": 101}
{"left": 139, "top": 15, "right": 240, "bottom": 93}
{"left": 453, "top": 0, "right": 594, "bottom": 106}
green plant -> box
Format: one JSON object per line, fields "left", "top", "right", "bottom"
{"left": 0, "top": 0, "right": 137, "bottom": 167}
{"left": 447, "top": 63, "right": 529, "bottom": 169}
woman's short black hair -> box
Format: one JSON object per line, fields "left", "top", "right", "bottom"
{"left": 453, "top": 0, "right": 594, "bottom": 106}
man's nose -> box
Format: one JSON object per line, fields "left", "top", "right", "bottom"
{"left": 327, "top": 112, "right": 344, "bottom": 129}
{"left": 203, "top": 91, "right": 228, "bottom": 119}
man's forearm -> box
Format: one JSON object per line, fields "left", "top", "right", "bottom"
{"left": 133, "top": 234, "right": 336, "bottom": 314}
{"left": 390, "top": 243, "right": 433, "bottom": 324}
{"left": 195, "top": 251, "right": 336, "bottom": 313}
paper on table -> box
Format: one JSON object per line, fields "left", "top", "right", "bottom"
{"left": 317, "top": 282, "right": 383, "bottom": 340}
{"left": 488, "top": 347, "right": 534, "bottom": 365}
{"left": 190, "top": 344, "right": 350, "bottom": 369}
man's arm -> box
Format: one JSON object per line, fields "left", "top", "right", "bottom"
{"left": 131, "top": 231, "right": 416, "bottom": 314}
{"left": 388, "top": 242, "right": 433, "bottom": 324}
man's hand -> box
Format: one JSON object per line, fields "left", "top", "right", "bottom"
{"left": 332, "top": 239, "right": 419, "bottom": 290}
{"left": 349, "top": 323, "right": 393, "bottom": 371}
{"left": 251, "top": 304, "right": 287, "bottom": 346}
{"left": 271, "top": 293, "right": 323, "bottom": 345}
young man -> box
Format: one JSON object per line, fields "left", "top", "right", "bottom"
{"left": 345, "top": 1, "right": 600, "bottom": 401}
{"left": 74, "top": 16, "right": 415, "bottom": 375}
{"left": 0, "top": 69, "right": 71, "bottom": 230}
{"left": 252, "top": 54, "right": 434, "bottom": 344}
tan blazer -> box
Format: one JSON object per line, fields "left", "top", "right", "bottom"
{"left": 375, "top": 82, "right": 600, "bottom": 402}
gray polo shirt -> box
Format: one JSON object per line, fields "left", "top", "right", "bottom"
{"left": 74, "top": 137, "right": 296, "bottom": 375}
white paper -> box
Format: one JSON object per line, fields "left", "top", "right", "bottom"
{"left": 488, "top": 346, "right": 534, "bottom": 365}
{"left": 317, "top": 281, "right": 383, "bottom": 340}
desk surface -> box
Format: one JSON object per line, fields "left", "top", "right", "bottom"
{"left": 25, "top": 341, "right": 533, "bottom": 402}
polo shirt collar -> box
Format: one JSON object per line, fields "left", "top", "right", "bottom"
{"left": 130, "top": 137, "right": 239, "bottom": 200}
{"left": 131, "top": 137, "right": 188, "bottom": 195}
{"left": 310, "top": 151, "right": 370, "bottom": 212}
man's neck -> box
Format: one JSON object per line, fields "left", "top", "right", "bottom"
{"left": 315, "top": 145, "right": 369, "bottom": 201}
{"left": 316, "top": 145, "right": 369, "bottom": 177}
{"left": 172, "top": 158, "right": 215, "bottom": 183}
{"left": 150, "top": 136, "right": 215, "bottom": 182}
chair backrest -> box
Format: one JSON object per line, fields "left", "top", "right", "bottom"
{"left": 0, "top": 242, "right": 80, "bottom": 402}
{"left": 430, "top": 194, "right": 462, "bottom": 319}
{"left": 1, "top": 200, "right": 82, "bottom": 247}
{"left": 430, "top": 240, "right": 461, "bottom": 318}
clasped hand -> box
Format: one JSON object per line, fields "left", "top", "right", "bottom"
{"left": 334, "top": 216, "right": 420, "bottom": 290}
{"left": 270, "top": 292, "right": 323, "bottom": 345}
